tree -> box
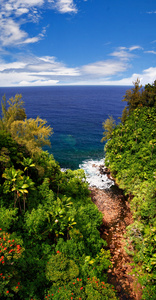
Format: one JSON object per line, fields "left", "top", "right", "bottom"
{"left": 120, "top": 106, "right": 129, "bottom": 123}
{"left": 18, "top": 175, "right": 35, "bottom": 212}
{"left": 2, "top": 167, "right": 34, "bottom": 212}
{"left": 122, "top": 78, "right": 143, "bottom": 112}
{"left": 143, "top": 80, "right": 156, "bottom": 107}
{"left": 21, "top": 157, "right": 35, "bottom": 176}
{"left": 0, "top": 147, "right": 11, "bottom": 169}
{"left": 0, "top": 94, "right": 53, "bottom": 156}
{"left": 2, "top": 167, "right": 24, "bottom": 211}
{"left": 1, "top": 94, "right": 26, "bottom": 132}
{"left": 10, "top": 117, "right": 53, "bottom": 156}
{"left": 121, "top": 79, "right": 156, "bottom": 123}
{"left": 101, "top": 116, "right": 116, "bottom": 142}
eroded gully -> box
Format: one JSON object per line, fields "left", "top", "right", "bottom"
{"left": 89, "top": 185, "right": 142, "bottom": 300}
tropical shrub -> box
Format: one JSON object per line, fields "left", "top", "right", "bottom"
{"left": 0, "top": 228, "right": 24, "bottom": 298}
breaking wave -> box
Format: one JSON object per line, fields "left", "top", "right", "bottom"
{"left": 79, "top": 159, "right": 114, "bottom": 189}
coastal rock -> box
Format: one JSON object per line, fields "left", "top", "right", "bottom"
{"left": 99, "top": 165, "right": 115, "bottom": 181}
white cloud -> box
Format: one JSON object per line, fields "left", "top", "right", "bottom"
{"left": 19, "top": 79, "right": 59, "bottom": 86}
{"left": 0, "top": 55, "right": 80, "bottom": 86}
{"left": 146, "top": 11, "right": 156, "bottom": 14}
{"left": 110, "top": 49, "right": 133, "bottom": 60}
{"left": 81, "top": 60, "right": 128, "bottom": 76}
{"left": 52, "top": 0, "right": 77, "bottom": 13}
{"left": 1, "top": 0, "right": 44, "bottom": 17}
{"left": 0, "top": 18, "right": 27, "bottom": 46}
{"left": 21, "top": 37, "right": 41, "bottom": 44}
{"left": 0, "top": 47, "right": 155, "bottom": 87}
{"left": 96, "top": 68, "right": 156, "bottom": 86}
{"left": 110, "top": 46, "right": 143, "bottom": 61}
{"left": 0, "top": 0, "right": 45, "bottom": 47}
{"left": 0, "top": 71, "right": 62, "bottom": 87}
{"left": 142, "top": 67, "right": 156, "bottom": 83}
{"left": 0, "top": 0, "right": 77, "bottom": 48}
{"left": 0, "top": 61, "right": 26, "bottom": 72}
{"left": 129, "top": 45, "right": 143, "bottom": 51}
{"left": 15, "top": 8, "right": 29, "bottom": 16}
{"left": 1, "top": 0, "right": 77, "bottom": 15}
{"left": 0, "top": 52, "right": 129, "bottom": 86}
{"left": 145, "top": 50, "right": 156, "bottom": 55}
{"left": 26, "top": 56, "right": 80, "bottom": 75}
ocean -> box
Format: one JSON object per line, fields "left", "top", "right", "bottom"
{"left": 0, "top": 86, "right": 130, "bottom": 188}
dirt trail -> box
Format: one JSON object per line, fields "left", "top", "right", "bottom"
{"left": 89, "top": 186, "right": 142, "bottom": 300}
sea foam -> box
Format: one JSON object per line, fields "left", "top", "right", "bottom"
{"left": 79, "top": 159, "right": 114, "bottom": 189}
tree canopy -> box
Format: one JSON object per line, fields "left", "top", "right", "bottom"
{"left": 120, "top": 79, "right": 156, "bottom": 123}
{"left": 0, "top": 94, "right": 53, "bottom": 156}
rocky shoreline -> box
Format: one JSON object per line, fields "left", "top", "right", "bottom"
{"left": 89, "top": 181, "right": 142, "bottom": 300}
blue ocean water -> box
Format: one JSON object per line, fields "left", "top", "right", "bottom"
{"left": 0, "top": 86, "right": 129, "bottom": 170}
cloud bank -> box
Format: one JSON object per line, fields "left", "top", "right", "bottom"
{"left": 0, "top": 46, "right": 156, "bottom": 87}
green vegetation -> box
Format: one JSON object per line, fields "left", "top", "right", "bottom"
{"left": 0, "top": 95, "right": 118, "bottom": 299}
{"left": 103, "top": 80, "right": 156, "bottom": 299}
{"left": 101, "top": 116, "right": 116, "bottom": 142}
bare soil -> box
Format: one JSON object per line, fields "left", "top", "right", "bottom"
{"left": 89, "top": 185, "right": 142, "bottom": 300}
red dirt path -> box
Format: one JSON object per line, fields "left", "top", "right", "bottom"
{"left": 90, "top": 186, "right": 142, "bottom": 300}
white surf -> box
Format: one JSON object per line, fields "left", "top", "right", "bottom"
{"left": 79, "top": 159, "right": 114, "bottom": 189}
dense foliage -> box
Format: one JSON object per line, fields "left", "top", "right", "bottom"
{"left": 103, "top": 80, "right": 156, "bottom": 299}
{"left": 0, "top": 95, "right": 118, "bottom": 299}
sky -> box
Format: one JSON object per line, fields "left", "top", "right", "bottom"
{"left": 0, "top": 0, "right": 156, "bottom": 87}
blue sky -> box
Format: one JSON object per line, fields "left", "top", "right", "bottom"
{"left": 0, "top": 0, "right": 156, "bottom": 86}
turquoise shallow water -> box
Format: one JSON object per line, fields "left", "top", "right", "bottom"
{"left": 0, "top": 85, "right": 129, "bottom": 170}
